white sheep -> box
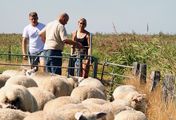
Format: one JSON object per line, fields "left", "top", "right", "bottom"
{"left": 0, "top": 108, "right": 29, "bottom": 120}
{"left": 114, "top": 110, "right": 147, "bottom": 120}
{"left": 0, "top": 85, "right": 38, "bottom": 112}
{"left": 27, "top": 87, "right": 55, "bottom": 110}
{"left": 2, "top": 69, "right": 26, "bottom": 77}
{"left": 29, "top": 72, "right": 78, "bottom": 97}
{"left": 5, "top": 75, "right": 38, "bottom": 88}
{"left": 81, "top": 98, "right": 133, "bottom": 120}
{"left": 112, "top": 85, "right": 147, "bottom": 112}
{"left": 78, "top": 77, "right": 105, "bottom": 92}
{"left": 50, "top": 103, "right": 108, "bottom": 120}
{"left": 0, "top": 74, "right": 10, "bottom": 88}
{"left": 23, "top": 111, "right": 44, "bottom": 120}
{"left": 43, "top": 96, "right": 80, "bottom": 113}
{"left": 81, "top": 98, "right": 108, "bottom": 105}
{"left": 23, "top": 111, "right": 63, "bottom": 120}
{"left": 71, "top": 86, "right": 107, "bottom": 102}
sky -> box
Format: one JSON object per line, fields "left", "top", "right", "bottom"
{"left": 0, "top": 0, "right": 176, "bottom": 34}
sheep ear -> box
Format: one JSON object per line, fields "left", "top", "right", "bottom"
{"left": 75, "top": 112, "right": 84, "bottom": 120}
{"left": 95, "top": 112, "right": 107, "bottom": 119}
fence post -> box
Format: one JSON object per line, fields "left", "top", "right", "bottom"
{"left": 8, "top": 45, "right": 11, "bottom": 62}
{"left": 162, "top": 74, "right": 176, "bottom": 102}
{"left": 100, "top": 60, "right": 106, "bottom": 81}
{"left": 139, "top": 63, "right": 147, "bottom": 84}
{"left": 92, "top": 57, "right": 98, "bottom": 78}
{"left": 132, "top": 62, "right": 140, "bottom": 76}
{"left": 150, "top": 71, "right": 160, "bottom": 91}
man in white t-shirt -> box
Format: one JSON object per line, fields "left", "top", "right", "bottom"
{"left": 22, "top": 12, "right": 45, "bottom": 71}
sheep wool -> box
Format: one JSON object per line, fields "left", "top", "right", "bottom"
{"left": 0, "top": 108, "right": 28, "bottom": 120}
{"left": 28, "top": 87, "right": 55, "bottom": 110}
{"left": 71, "top": 86, "right": 106, "bottom": 102}
{"left": 5, "top": 75, "right": 38, "bottom": 88}
{"left": 0, "top": 85, "right": 38, "bottom": 112}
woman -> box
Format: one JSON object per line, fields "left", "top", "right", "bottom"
{"left": 71, "top": 18, "right": 91, "bottom": 78}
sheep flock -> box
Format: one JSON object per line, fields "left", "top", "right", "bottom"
{"left": 0, "top": 69, "right": 148, "bottom": 120}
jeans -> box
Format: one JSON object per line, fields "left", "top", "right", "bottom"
{"left": 45, "top": 49, "right": 62, "bottom": 75}
{"left": 28, "top": 51, "right": 42, "bottom": 71}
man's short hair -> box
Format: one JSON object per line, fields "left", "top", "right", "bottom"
{"left": 29, "top": 12, "right": 38, "bottom": 18}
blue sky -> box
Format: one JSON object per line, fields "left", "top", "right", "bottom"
{"left": 0, "top": 0, "right": 175, "bottom": 34}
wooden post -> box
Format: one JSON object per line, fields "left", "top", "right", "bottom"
{"left": 150, "top": 71, "right": 160, "bottom": 91}
{"left": 100, "top": 61, "right": 106, "bottom": 81}
{"left": 92, "top": 57, "right": 98, "bottom": 78}
{"left": 132, "top": 62, "right": 140, "bottom": 76}
{"left": 8, "top": 45, "right": 11, "bottom": 62}
{"left": 139, "top": 63, "right": 147, "bottom": 84}
{"left": 162, "top": 74, "right": 176, "bottom": 102}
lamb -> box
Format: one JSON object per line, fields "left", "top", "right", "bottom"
{"left": 0, "top": 85, "right": 38, "bottom": 112}
{"left": 114, "top": 110, "right": 147, "bottom": 120}
{"left": 29, "top": 72, "right": 78, "bottom": 97}
{"left": 0, "top": 108, "right": 29, "bottom": 120}
{"left": 43, "top": 96, "right": 80, "bottom": 113}
{"left": 0, "top": 74, "right": 10, "bottom": 88}
{"left": 112, "top": 85, "right": 147, "bottom": 112}
{"left": 78, "top": 77, "right": 105, "bottom": 92}
{"left": 5, "top": 75, "right": 38, "bottom": 88}
{"left": 27, "top": 87, "right": 55, "bottom": 110}
{"left": 71, "top": 86, "right": 106, "bottom": 102}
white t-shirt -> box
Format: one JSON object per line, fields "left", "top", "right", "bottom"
{"left": 22, "top": 22, "right": 45, "bottom": 54}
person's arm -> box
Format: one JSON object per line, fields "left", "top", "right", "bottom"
{"left": 71, "top": 32, "right": 76, "bottom": 55}
{"left": 39, "top": 27, "right": 46, "bottom": 43}
{"left": 86, "top": 32, "right": 92, "bottom": 56}
{"left": 22, "top": 37, "right": 28, "bottom": 60}
{"left": 63, "top": 39, "right": 83, "bottom": 49}
{"left": 60, "top": 26, "right": 83, "bottom": 49}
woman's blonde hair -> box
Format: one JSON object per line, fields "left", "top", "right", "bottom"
{"left": 79, "top": 18, "right": 87, "bottom": 27}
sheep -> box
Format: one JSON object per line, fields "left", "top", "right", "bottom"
{"left": 78, "top": 77, "right": 105, "bottom": 92}
{"left": 0, "top": 74, "right": 10, "bottom": 88}
{"left": 71, "top": 86, "right": 106, "bottom": 102}
{"left": 81, "top": 98, "right": 108, "bottom": 105}
{"left": 112, "top": 85, "right": 147, "bottom": 112}
{"left": 0, "top": 85, "right": 38, "bottom": 112}
{"left": 43, "top": 96, "right": 80, "bottom": 113}
{"left": 27, "top": 87, "right": 55, "bottom": 110}
{"left": 50, "top": 103, "right": 108, "bottom": 120}
{"left": 30, "top": 73, "right": 78, "bottom": 97}
{"left": 0, "top": 108, "right": 29, "bottom": 120}
{"left": 81, "top": 98, "right": 133, "bottom": 120}
{"left": 23, "top": 111, "right": 44, "bottom": 120}
{"left": 23, "top": 111, "right": 63, "bottom": 120}
{"left": 114, "top": 110, "right": 147, "bottom": 120}
{"left": 2, "top": 69, "right": 26, "bottom": 77}
{"left": 5, "top": 75, "right": 38, "bottom": 88}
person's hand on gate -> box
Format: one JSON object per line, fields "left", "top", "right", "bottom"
{"left": 23, "top": 55, "right": 28, "bottom": 60}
